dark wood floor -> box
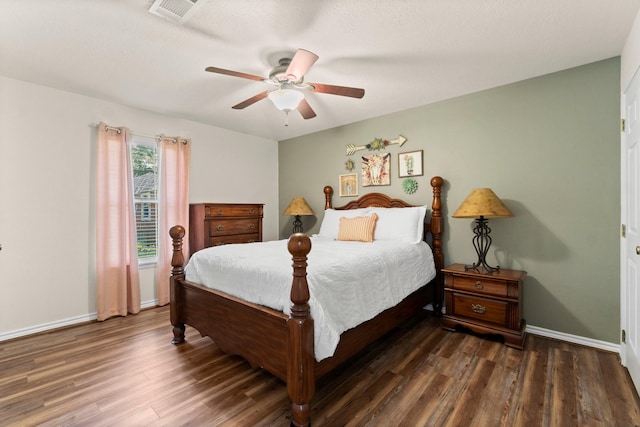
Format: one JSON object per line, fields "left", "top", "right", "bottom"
{"left": 1, "top": 306, "right": 639, "bottom": 426}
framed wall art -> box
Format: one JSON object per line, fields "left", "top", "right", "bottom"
{"left": 398, "top": 150, "right": 423, "bottom": 177}
{"left": 339, "top": 173, "right": 358, "bottom": 197}
{"left": 361, "top": 153, "right": 391, "bottom": 186}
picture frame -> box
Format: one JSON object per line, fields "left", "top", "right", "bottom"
{"left": 361, "top": 153, "right": 391, "bottom": 186}
{"left": 398, "top": 150, "right": 423, "bottom": 177}
{"left": 339, "top": 173, "right": 358, "bottom": 197}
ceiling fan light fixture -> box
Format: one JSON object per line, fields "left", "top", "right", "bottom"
{"left": 268, "top": 89, "right": 305, "bottom": 112}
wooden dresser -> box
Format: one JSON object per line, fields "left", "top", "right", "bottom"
{"left": 442, "top": 263, "right": 527, "bottom": 349}
{"left": 189, "top": 203, "right": 263, "bottom": 255}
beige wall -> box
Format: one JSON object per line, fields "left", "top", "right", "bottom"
{"left": 279, "top": 58, "right": 621, "bottom": 344}
{"left": 0, "top": 75, "right": 279, "bottom": 337}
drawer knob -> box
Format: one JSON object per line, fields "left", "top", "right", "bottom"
{"left": 471, "top": 303, "right": 486, "bottom": 314}
{"left": 249, "top": 208, "right": 255, "bottom": 214}
{"left": 216, "top": 208, "right": 223, "bottom": 215}
{"left": 474, "top": 281, "right": 484, "bottom": 290}
{"left": 216, "top": 225, "right": 224, "bottom": 231}
{"left": 248, "top": 223, "right": 255, "bottom": 229}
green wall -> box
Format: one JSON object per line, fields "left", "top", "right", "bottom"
{"left": 278, "top": 57, "right": 621, "bottom": 344}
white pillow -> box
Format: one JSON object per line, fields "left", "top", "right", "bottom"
{"left": 317, "top": 208, "right": 371, "bottom": 239}
{"left": 368, "top": 206, "right": 427, "bottom": 244}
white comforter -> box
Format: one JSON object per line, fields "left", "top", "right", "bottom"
{"left": 185, "top": 236, "right": 436, "bottom": 361}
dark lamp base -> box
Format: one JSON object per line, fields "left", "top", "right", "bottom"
{"left": 292, "top": 215, "right": 304, "bottom": 233}
{"left": 465, "top": 216, "right": 500, "bottom": 273}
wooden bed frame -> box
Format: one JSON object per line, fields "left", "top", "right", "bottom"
{"left": 168, "top": 176, "right": 444, "bottom": 426}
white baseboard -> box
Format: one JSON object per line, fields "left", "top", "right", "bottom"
{"left": 526, "top": 324, "right": 620, "bottom": 354}
{"left": 0, "top": 299, "right": 158, "bottom": 342}
{"left": 430, "top": 306, "right": 619, "bottom": 354}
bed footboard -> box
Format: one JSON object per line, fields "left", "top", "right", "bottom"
{"left": 169, "top": 226, "right": 315, "bottom": 427}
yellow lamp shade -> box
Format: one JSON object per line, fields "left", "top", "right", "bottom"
{"left": 452, "top": 188, "right": 513, "bottom": 219}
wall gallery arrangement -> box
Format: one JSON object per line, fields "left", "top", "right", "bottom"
{"left": 341, "top": 135, "right": 424, "bottom": 196}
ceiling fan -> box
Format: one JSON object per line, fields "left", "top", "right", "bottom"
{"left": 205, "top": 49, "right": 365, "bottom": 125}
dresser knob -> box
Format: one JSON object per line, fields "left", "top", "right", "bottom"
{"left": 474, "top": 281, "right": 483, "bottom": 290}
{"left": 216, "top": 225, "right": 224, "bottom": 231}
{"left": 248, "top": 223, "right": 255, "bottom": 229}
{"left": 249, "top": 208, "right": 255, "bottom": 214}
{"left": 471, "top": 304, "right": 486, "bottom": 314}
{"left": 216, "top": 208, "right": 223, "bottom": 215}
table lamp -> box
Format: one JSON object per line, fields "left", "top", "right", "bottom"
{"left": 283, "top": 197, "right": 315, "bottom": 233}
{"left": 452, "top": 188, "right": 513, "bottom": 272}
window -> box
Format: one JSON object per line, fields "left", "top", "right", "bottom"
{"left": 130, "top": 138, "right": 159, "bottom": 263}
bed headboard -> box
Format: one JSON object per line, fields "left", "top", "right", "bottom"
{"left": 323, "top": 176, "right": 444, "bottom": 277}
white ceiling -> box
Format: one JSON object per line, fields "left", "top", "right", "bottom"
{"left": 1, "top": 1, "right": 638, "bottom": 141}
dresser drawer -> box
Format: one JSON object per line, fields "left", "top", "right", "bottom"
{"left": 451, "top": 294, "right": 507, "bottom": 326}
{"left": 208, "top": 233, "right": 260, "bottom": 246}
{"left": 451, "top": 275, "right": 507, "bottom": 298}
{"left": 206, "top": 205, "right": 261, "bottom": 217}
{"left": 208, "top": 218, "right": 260, "bottom": 236}
{"left": 190, "top": 203, "right": 263, "bottom": 254}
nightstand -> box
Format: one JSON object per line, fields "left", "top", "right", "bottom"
{"left": 442, "top": 263, "right": 527, "bottom": 349}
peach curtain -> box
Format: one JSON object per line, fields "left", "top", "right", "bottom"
{"left": 96, "top": 122, "right": 141, "bottom": 321}
{"left": 156, "top": 135, "right": 191, "bottom": 306}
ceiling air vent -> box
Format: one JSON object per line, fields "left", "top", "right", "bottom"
{"left": 148, "top": 0, "right": 205, "bottom": 23}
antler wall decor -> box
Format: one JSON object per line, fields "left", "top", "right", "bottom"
{"left": 345, "top": 135, "right": 407, "bottom": 156}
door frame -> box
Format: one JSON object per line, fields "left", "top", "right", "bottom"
{"left": 621, "top": 66, "right": 640, "bottom": 393}
{"left": 621, "top": 87, "right": 628, "bottom": 368}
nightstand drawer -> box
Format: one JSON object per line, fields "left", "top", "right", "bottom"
{"left": 452, "top": 294, "right": 507, "bottom": 325}
{"left": 451, "top": 275, "right": 507, "bottom": 298}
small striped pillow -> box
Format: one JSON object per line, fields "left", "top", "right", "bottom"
{"left": 337, "top": 213, "right": 378, "bottom": 242}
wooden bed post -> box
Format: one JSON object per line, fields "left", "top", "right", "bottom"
{"left": 169, "top": 225, "right": 186, "bottom": 345}
{"left": 324, "top": 185, "right": 333, "bottom": 209}
{"left": 429, "top": 176, "right": 445, "bottom": 314}
{"left": 287, "top": 233, "right": 314, "bottom": 427}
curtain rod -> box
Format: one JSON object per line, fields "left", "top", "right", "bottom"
{"left": 100, "top": 124, "right": 186, "bottom": 144}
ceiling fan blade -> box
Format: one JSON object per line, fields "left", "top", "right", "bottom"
{"left": 286, "top": 49, "right": 319, "bottom": 81}
{"left": 232, "top": 90, "right": 269, "bottom": 109}
{"left": 308, "top": 82, "right": 365, "bottom": 99}
{"left": 297, "top": 98, "right": 317, "bottom": 120}
{"left": 205, "top": 66, "right": 265, "bottom": 82}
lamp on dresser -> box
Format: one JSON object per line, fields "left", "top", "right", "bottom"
{"left": 452, "top": 188, "right": 513, "bottom": 272}
{"left": 283, "top": 197, "right": 315, "bottom": 233}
